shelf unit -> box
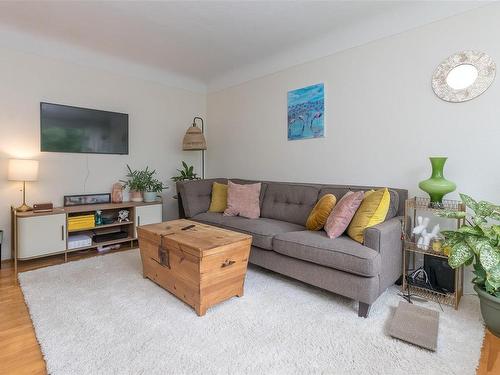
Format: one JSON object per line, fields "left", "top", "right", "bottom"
{"left": 12, "top": 201, "right": 163, "bottom": 274}
{"left": 68, "top": 236, "right": 137, "bottom": 252}
{"left": 402, "top": 196, "right": 466, "bottom": 309}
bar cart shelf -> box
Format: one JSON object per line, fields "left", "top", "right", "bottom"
{"left": 402, "top": 197, "right": 465, "bottom": 309}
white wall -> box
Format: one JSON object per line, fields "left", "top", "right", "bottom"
{"left": 207, "top": 4, "right": 500, "bottom": 293}
{"left": 0, "top": 47, "right": 206, "bottom": 260}
{"left": 207, "top": 4, "right": 499, "bottom": 202}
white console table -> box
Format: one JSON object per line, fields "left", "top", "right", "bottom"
{"left": 11, "top": 201, "right": 162, "bottom": 274}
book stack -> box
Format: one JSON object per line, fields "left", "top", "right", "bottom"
{"left": 68, "top": 214, "right": 95, "bottom": 231}
{"left": 68, "top": 233, "right": 93, "bottom": 250}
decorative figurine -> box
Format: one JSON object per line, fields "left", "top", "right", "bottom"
{"left": 412, "top": 216, "right": 440, "bottom": 250}
{"left": 412, "top": 216, "right": 430, "bottom": 237}
{"left": 418, "top": 224, "right": 440, "bottom": 250}
{"left": 118, "top": 209, "right": 129, "bottom": 222}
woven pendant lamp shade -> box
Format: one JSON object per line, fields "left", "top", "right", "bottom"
{"left": 182, "top": 124, "right": 207, "bottom": 150}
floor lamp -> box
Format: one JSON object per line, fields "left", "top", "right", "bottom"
{"left": 182, "top": 116, "right": 207, "bottom": 179}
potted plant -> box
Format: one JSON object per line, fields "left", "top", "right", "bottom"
{"left": 121, "top": 165, "right": 148, "bottom": 202}
{"left": 171, "top": 161, "right": 199, "bottom": 182}
{"left": 438, "top": 194, "right": 500, "bottom": 337}
{"left": 144, "top": 170, "right": 168, "bottom": 203}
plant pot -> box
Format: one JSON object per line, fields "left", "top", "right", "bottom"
{"left": 418, "top": 157, "right": 456, "bottom": 207}
{"left": 474, "top": 284, "right": 500, "bottom": 338}
{"left": 130, "top": 190, "right": 143, "bottom": 202}
{"left": 143, "top": 191, "right": 157, "bottom": 203}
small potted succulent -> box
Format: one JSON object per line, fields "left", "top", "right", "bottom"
{"left": 438, "top": 194, "right": 500, "bottom": 337}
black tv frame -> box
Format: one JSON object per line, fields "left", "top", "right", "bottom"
{"left": 40, "top": 102, "right": 129, "bottom": 155}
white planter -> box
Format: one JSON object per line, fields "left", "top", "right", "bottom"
{"left": 143, "top": 191, "right": 158, "bottom": 203}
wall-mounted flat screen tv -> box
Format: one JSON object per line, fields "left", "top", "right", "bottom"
{"left": 40, "top": 102, "right": 129, "bottom": 154}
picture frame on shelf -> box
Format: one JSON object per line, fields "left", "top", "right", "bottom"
{"left": 64, "top": 193, "right": 111, "bottom": 207}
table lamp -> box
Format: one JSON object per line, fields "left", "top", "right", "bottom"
{"left": 182, "top": 116, "right": 207, "bottom": 179}
{"left": 8, "top": 159, "right": 39, "bottom": 212}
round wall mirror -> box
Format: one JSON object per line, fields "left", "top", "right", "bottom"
{"left": 432, "top": 51, "right": 496, "bottom": 102}
{"left": 445, "top": 64, "right": 478, "bottom": 90}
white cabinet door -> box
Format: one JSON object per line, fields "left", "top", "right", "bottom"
{"left": 135, "top": 204, "right": 162, "bottom": 237}
{"left": 17, "top": 213, "right": 66, "bottom": 259}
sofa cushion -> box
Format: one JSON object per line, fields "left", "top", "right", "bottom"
{"left": 319, "top": 187, "right": 400, "bottom": 220}
{"left": 273, "top": 230, "right": 381, "bottom": 277}
{"left": 208, "top": 182, "right": 228, "bottom": 212}
{"left": 306, "top": 194, "right": 337, "bottom": 231}
{"left": 324, "top": 191, "right": 364, "bottom": 239}
{"left": 192, "top": 212, "right": 304, "bottom": 250}
{"left": 229, "top": 179, "right": 268, "bottom": 209}
{"left": 347, "top": 188, "right": 391, "bottom": 243}
{"left": 386, "top": 189, "right": 400, "bottom": 220}
{"left": 224, "top": 181, "right": 261, "bottom": 219}
{"left": 192, "top": 212, "right": 225, "bottom": 226}
{"left": 261, "top": 183, "right": 320, "bottom": 225}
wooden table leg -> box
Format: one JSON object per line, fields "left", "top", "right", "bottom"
{"left": 195, "top": 304, "right": 207, "bottom": 316}
{"left": 236, "top": 286, "right": 244, "bottom": 297}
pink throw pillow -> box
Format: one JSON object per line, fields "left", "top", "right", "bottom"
{"left": 324, "top": 191, "right": 364, "bottom": 239}
{"left": 223, "top": 181, "right": 261, "bottom": 219}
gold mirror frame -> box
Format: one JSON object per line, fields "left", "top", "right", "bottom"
{"left": 432, "top": 50, "right": 496, "bottom": 103}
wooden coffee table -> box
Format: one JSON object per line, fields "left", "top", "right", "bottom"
{"left": 137, "top": 219, "right": 252, "bottom": 316}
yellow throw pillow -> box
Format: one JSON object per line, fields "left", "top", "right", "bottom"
{"left": 306, "top": 194, "right": 337, "bottom": 231}
{"left": 208, "top": 182, "right": 228, "bottom": 212}
{"left": 347, "top": 188, "right": 391, "bottom": 243}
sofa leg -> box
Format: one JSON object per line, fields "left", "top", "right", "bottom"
{"left": 358, "top": 302, "right": 371, "bottom": 318}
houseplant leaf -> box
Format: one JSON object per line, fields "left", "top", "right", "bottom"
{"left": 488, "top": 264, "right": 500, "bottom": 285}
{"left": 457, "top": 225, "right": 483, "bottom": 236}
{"left": 459, "top": 193, "right": 478, "bottom": 212}
{"left": 448, "top": 241, "right": 474, "bottom": 268}
{"left": 479, "top": 242, "right": 500, "bottom": 271}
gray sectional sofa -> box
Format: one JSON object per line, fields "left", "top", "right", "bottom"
{"left": 176, "top": 178, "right": 407, "bottom": 317}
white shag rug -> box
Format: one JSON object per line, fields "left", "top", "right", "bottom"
{"left": 19, "top": 249, "right": 484, "bottom": 375}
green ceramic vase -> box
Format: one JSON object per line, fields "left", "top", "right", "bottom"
{"left": 418, "top": 157, "right": 456, "bottom": 207}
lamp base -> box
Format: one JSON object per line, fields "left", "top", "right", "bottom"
{"left": 16, "top": 203, "right": 33, "bottom": 212}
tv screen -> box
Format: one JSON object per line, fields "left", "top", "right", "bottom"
{"left": 40, "top": 102, "right": 128, "bottom": 154}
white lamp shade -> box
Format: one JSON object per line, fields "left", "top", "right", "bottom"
{"left": 8, "top": 159, "right": 39, "bottom": 181}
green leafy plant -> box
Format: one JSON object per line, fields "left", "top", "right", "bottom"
{"left": 171, "top": 161, "right": 199, "bottom": 182}
{"left": 438, "top": 193, "right": 500, "bottom": 297}
{"left": 145, "top": 177, "right": 167, "bottom": 193}
{"left": 121, "top": 165, "right": 147, "bottom": 191}
{"left": 121, "top": 165, "right": 167, "bottom": 193}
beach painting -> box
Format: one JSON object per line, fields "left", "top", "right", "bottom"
{"left": 287, "top": 83, "right": 324, "bottom": 140}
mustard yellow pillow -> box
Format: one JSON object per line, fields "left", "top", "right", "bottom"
{"left": 208, "top": 182, "right": 228, "bottom": 212}
{"left": 347, "top": 188, "right": 391, "bottom": 243}
{"left": 306, "top": 194, "right": 337, "bottom": 231}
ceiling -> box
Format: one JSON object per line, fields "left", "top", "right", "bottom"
{"left": 0, "top": 1, "right": 487, "bottom": 92}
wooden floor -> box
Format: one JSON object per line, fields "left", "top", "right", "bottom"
{"left": 1, "top": 251, "right": 499, "bottom": 375}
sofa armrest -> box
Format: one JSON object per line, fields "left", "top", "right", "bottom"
{"left": 364, "top": 216, "right": 402, "bottom": 252}
{"left": 364, "top": 216, "right": 403, "bottom": 292}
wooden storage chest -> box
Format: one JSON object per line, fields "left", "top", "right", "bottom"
{"left": 137, "top": 219, "right": 252, "bottom": 316}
